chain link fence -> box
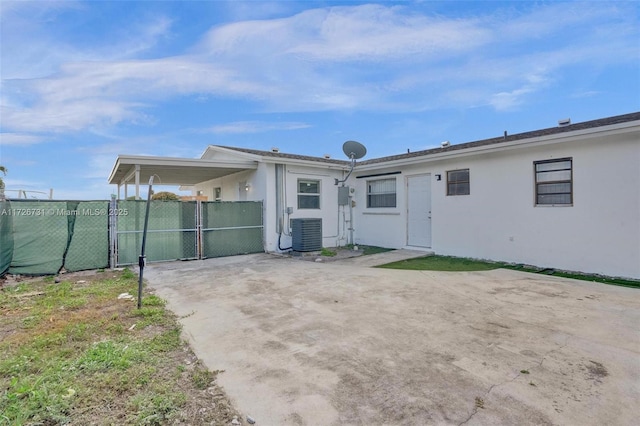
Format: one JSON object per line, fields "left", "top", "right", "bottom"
{"left": 0, "top": 199, "right": 264, "bottom": 275}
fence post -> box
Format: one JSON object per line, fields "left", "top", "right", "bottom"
{"left": 196, "top": 200, "right": 202, "bottom": 260}
{"left": 109, "top": 195, "right": 117, "bottom": 269}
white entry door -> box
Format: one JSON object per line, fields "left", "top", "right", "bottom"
{"left": 407, "top": 174, "right": 432, "bottom": 247}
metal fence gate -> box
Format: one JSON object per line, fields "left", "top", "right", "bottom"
{"left": 113, "top": 200, "right": 264, "bottom": 266}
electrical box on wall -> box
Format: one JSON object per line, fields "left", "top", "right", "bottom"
{"left": 338, "top": 186, "right": 350, "bottom": 206}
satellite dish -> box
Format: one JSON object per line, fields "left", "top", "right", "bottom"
{"left": 336, "top": 140, "right": 367, "bottom": 186}
{"left": 343, "top": 140, "right": 367, "bottom": 160}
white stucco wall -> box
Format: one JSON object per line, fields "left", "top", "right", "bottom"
{"left": 353, "top": 129, "right": 640, "bottom": 278}
{"left": 193, "top": 162, "right": 350, "bottom": 253}
{"left": 275, "top": 164, "right": 350, "bottom": 251}
{"left": 352, "top": 168, "right": 407, "bottom": 249}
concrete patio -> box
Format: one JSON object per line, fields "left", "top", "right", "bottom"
{"left": 145, "top": 252, "right": 639, "bottom": 425}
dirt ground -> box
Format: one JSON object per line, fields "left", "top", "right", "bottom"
{"left": 0, "top": 269, "right": 242, "bottom": 425}
{"left": 145, "top": 252, "right": 640, "bottom": 425}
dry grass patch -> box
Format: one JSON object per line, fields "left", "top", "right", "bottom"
{"left": 0, "top": 269, "right": 240, "bottom": 425}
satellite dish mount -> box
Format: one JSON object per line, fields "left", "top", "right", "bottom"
{"left": 335, "top": 140, "right": 367, "bottom": 186}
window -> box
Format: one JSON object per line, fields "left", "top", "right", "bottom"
{"left": 534, "top": 158, "right": 572, "bottom": 205}
{"left": 298, "top": 179, "right": 320, "bottom": 209}
{"left": 447, "top": 169, "right": 470, "bottom": 195}
{"left": 367, "top": 178, "right": 396, "bottom": 208}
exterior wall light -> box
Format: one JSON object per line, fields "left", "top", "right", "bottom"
{"left": 435, "top": 174, "right": 442, "bottom": 181}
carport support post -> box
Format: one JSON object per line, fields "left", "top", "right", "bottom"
{"left": 137, "top": 176, "right": 154, "bottom": 309}
{"left": 134, "top": 164, "right": 140, "bottom": 200}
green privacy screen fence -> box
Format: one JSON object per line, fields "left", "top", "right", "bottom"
{"left": 0, "top": 200, "right": 264, "bottom": 275}
{"left": 114, "top": 200, "right": 199, "bottom": 265}
{"left": 201, "top": 202, "right": 264, "bottom": 258}
{"left": 0, "top": 200, "right": 110, "bottom": 275}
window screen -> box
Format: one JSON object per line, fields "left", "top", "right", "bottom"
{"left": 447, "top": 169, "right": 470, "bottom": 195}
{"left": 367, "top": 178, "right": 396, "bottom": 208}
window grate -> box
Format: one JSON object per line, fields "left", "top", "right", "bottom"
{"left": 447, "top": 169, "right": 470, "bottom": 196}
{"left": 367, "top": 178, "right": 396, "bottom": 208}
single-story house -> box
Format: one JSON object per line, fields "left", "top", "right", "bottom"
{"left": 109, "top": 112, "right": 640, "bottom": 279}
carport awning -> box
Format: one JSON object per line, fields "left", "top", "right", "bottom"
{"left": 108, "top": 155, "right": 257, "bottom": 187}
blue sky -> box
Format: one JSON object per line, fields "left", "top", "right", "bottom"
{"left": 1, "top": 0, "right": 639, "bottom": 199}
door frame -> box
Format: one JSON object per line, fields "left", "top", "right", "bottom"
{"left": 405, "top": 173, "right": 432, "bottom": 248}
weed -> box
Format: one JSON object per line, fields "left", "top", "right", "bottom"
{"left": 75, "top": 340, "right": 143, "bottom": 372}
{"left": 475, "top": 396, "right": 485, "bottom": 409}
{"left": 21, "top": 314, "right": 42, "bottom": 329}
{"left": 529, "top": 381, "right": 536, "bottom": 386}
{"left": 520, "top": 369, "right": 530, "bottom": 374}
{"left": 320, "top": 247, "right": 337, "bottom": 257}
{"left": 143, "top": 294, "right": 166, "bottom": 307}
{"left": 133, "top": 306, "right": 170, "bottom": 327}
{"left": 191, "top": 367, "right": 214, "bottom": 390}
{"left": 146, "top": 327, "right": 182, "bottom": 352}
{"left": 121, "top": 268, "right": 136, "bottom": 280}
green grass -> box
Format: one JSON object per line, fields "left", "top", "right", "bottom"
{"left": 320, "top": 247, "right": 337, "bottom": 257}
{"left": 379, "top": 255, "right": 499, "bottom": 272}
{"left": 0, "top": 270, "right": 240, "bottom": 425}
{"left": 378, "top": 255, "right": 640, "bottom": 288}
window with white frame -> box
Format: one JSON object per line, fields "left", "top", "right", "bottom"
{"left": 534, "top": 158, "right": 573, "bottom": 205}
{"left": 367, "top": 178, "right": 396, "bottom": 208}
{"left": 298, "top": 179, "right": 320, "bottom": 209}
{"left": 447, "top": 169, "right": 470, "bottom": 195}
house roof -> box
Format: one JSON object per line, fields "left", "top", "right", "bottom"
{"left": 358, "top": 111, "right": 640, "bottom": 166}
{"left": 109, "top": 111, "right": 639, "bottom": 191}
{"left": 211, "top": 146, "right": 350, "bottom": 166}
{"left": 210, "top": 112, "right": 640, "bottom": 167}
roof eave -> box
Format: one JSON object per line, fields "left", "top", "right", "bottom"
{"left": 356, "top": 119, "right": 640, "bottom": 171}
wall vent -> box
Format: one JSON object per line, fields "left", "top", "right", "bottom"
{"left": 558, "top": 118, "right": 571, "bottom": 126}
{"left": 291, "top": 218, "right": 322, "bottom": 252}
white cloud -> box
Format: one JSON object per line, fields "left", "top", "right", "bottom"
{"left": 204, "top": 121, "right": 312, "bottom": 134}
{"left": 570, "top": 90, "right": 601, "bottom": 99}
{"left": 0, "top": 2, "right": 173, "bottom": 81}
{"left": 0, "top": 133, "right": 46, "bottom": 146}
{"left": 200, "top": 4, "right": 491, "bottom": 62}
{"left": 489, "top": 87, "right": 535, "bottom": 111}
{"left": 1, "top": 2, "right": 638, "bottom": 134}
